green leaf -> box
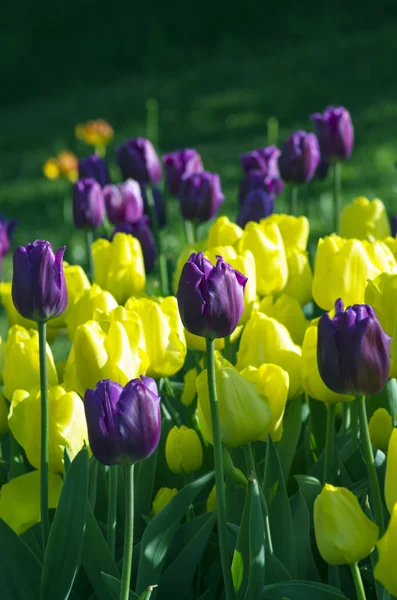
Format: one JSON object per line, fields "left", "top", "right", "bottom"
{"left": 262, "top": 581, "right": 350, "bottom": 599}
{"left": 244, "top": 477, "right": 265, "bottom": 600}
{"left": 264, "top": 551, "right": 291, "bottom": 585}
{"left": 0, "top": 518, "right": 42, "bottom": 599}
{"left": 293, "top": 475, "right": 321, "bottom": 524}
{"left": 232, "top": 477, "right": 252, "bottom": 598}
{"left": 277, "top": 397, "right": 303, "bottom": 481}
{"left": 138, "top": 586, "right": 157, "bottom": 600}
{"left": 41, "top": 446, "right": 89, "bottom": 600}
{"left": 290, "top": 492, "right": 320, "bottom": 582}
{"left": 136, "top": 471, "right": 214, "bottom": 594}
{"left": 263, "top": 439, "right": 296, "bottom": 577}
{"left": 101, "top": 573, "right": 139, "bottom": 600}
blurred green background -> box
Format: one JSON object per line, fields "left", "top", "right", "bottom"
{"left": 1, "top": 1, "right": 397, "bottom": 278}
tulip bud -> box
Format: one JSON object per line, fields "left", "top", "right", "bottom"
{"left": 78, "top": 154, "right": 110, "bottom": 187}
{"left": 75, "top": 119, "right": 114, "bottom": 148}
{"left": 176, "top": 252, "right": 247, "bottom": 339}
{"left": 117, "top": 138, "right": 162, "bottom": 185}
{"left": 112, "top": 217, "right": 157, "bottom": 274}
{"left": 163, "top": 149, "right": 203, "bottom": 196}
{"left": 239, "top": 170, "right": 283, "bottom": 206}
{"left": 374, "top": 503, "right": 397, "bottom": 596}
{"left": 84, "top": 377, "right": 161, "bottom": 466}
{"left": 237, "top": 187, "right": 275, "bottom": 228}
{"left": 339, "top": 197, "right": 390, "bottom": 241}
{"left": 181, "top": 368, "right": 198, "bottom": 407}
{"left": 12, "top": 240, "right": 68, "bottom": 323}
{"left": 152, "top": 487, "right": 178, "bottom": 515}
{"left": 368, "top": 408, "right": 393, "bottom": 453}
{"left": 103, "top": 180, "right": 144, "bottom": 225}
{"left": 72, "top": 178, "right": 105, "bottom": 229}
{"left": 178, "top": 171, "right": 224, "bottom": 223}
{"left": 206, "top": 484, "right": 217, "bottom": 512}
{"left": 314, "top": 484, "right": 378, "bottom": 565}
{"left": 385, "top": 429, "right": 397, "bottom": 513}
{"left": 317, "top": 299, "right": 390, "bottom": 396}
{"left": 207, "top": 216, "right": 243, "bottom": 248}
{"left": 311, "top": 106, "right": 354, "bottom": 162}
{"left": 240, "top": 145, "right": 281, "bottom": 179}
{"left": 278, "top": 131, "right": 320, "bottom": 183}
{"left": 165, "top": 425, "right": 203, "bottom": 475}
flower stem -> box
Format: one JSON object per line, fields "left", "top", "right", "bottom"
{"left": 119, "top": 463, "right": 135, "bottom": 600}
{"left": 350, "top": 562, "right": 366, "bottom": 600}
{"left": 38, "top": 320, "right": 49, "bottom": 549}
{"left": 333, "top": 162, "right": 342, "bottom": 233}
{"left": 351, "top": 400, "right": 359, "bottom": 452}
{"left": 289, "top": 185, "right": 299, "bottom": 216}
{"left": 245, "top": 443, "right": 273, "bottom": 554}
{"left": 356, "top": 395, "right": 384, "bottom": 535}
{"left": 146, "top": 187, "right": 169, "bottom": 296}
{"left": 107, "top": 466, "right": 118, "bottom": 558}
{"left": 184, "top": 220, "right": 195, "bottom": 245}
{"left": 206, "top": 337, "right": 235, "bottom": 600}
{"left": 324, "top": 403, "right": 336, "bottom": 484}
{"left": 85, "top": 229, "right": 95, "bottom": 283}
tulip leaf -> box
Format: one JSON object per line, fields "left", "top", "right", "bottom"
{"left": 41, "top": 446, "right": 89, "bottom": 600}
{"left": 293, "top": 475, "right": 321, "bottom": 523}
{"left": 244, "top": 476, "right": 266, "bottom": 600}
{"left": 290, "top": 491, "right": 320, "bottom": 582}
{"left": 0, "top": 518, "right": 42, "bottom": 599}
{"left": 263, "top": 439, "right": 296, "bottom": 577}
{"left": 277, "top": 397, "right": 303, "bottom": 481}
{"left": 261, "top": 581, "right": 350, "bottom": 599}
{"left": 264, "top": 550, "right": 292, "bottom": 585}
{"left": 100, "top": 573, "right": 139, "bottom": 599}
{"left": 136, "top": 471, "right": 214, "bottom": 594}
{"left": 231, "top": 480, "right": 252, "bottom": 598}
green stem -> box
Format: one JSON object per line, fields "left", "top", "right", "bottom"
{"left": 349, "top": 562, "right": 366, "bottom": 600}
{"left": 324, "top": 403, "right": 336, "bottom": 484}
{"left": 184, "top": 220, "right": 195, "bottom": 245}
{"left": 245, "top": 444, "right": 274, "bottom": 554}
{"left": 356, "top": 395, "right": 384, "bottom": 535}
{"left": 206, "top": 338, "right": 235, "bottom": 600}
{"left": 351, "top": 400, "right": 359, "bottom": 452}
{"left": 341, "top": 403, "right": 351, "bottom": 434}
{"left": 86, "top": 229, "right": 95, "bottom": 283}
{"left": 333, "top": 162, "right": 342, "bottom": 234}
{"left": 38, "top": 321, "right": 49, "bottom": 549}
{"left": 119, "top": 464, "right": 135, "bottom": 600}
{"left": 289, "top": 185, "right": 299, "bottom": 216}
{"left": 146, "top": 187, "right": 169, "bottom": 296}
{"left": 107, "top": 466, "right": 118, "bottom": 558}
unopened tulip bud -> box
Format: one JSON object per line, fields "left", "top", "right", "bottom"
{"left": 278, "top": 130, "right": 320, "bottom": 184}
{"left": 368, "top": 408, "right": 393, "bottom": 452}
{"left": 72, "top": 178, "right": 105, "bottom": 229}
{"left": 163, "top": 149, "right": 203, "bottom": 196}
{"left": 117, "top": 138, "right": 162, "bottom": 185}
{"left": 165, "top": 425, "right": 203, "bottom": 475}
{"left": 311, "top": 106, "right": 354, "bottom": 162}
{"left": 152, "top": 487, "right": 178, "bottom": 515}
{"left": 78, "top": 154, "right": 110, "bottom": 187}
{"left": 178, "top": 171, "right": 224, "bottom": 223}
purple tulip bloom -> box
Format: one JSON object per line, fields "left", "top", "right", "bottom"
{"left": 178, "top": 171, "right": 224, "bottom": 223}
{"left": 78, "top": 154, "right": 110, "bottom": 187}
{"left": 177, "top": 252, "right": 247, "bottom": 339}
{"left": 239, "top": 170, "right": 283, "bottom": 206}
{"left": 117, "top": 138, "right": 162, "bottom": 185}
{"left": 311, "top": 106, "right": 354, "bottom": 162}
{"left": 163, "top": 149, "right": 203, "bottom": 196}
{"left": 0, "top": 216, "right": 17, "bottom": 259}
{"left": 104, "top": 179, "right": 144, "bottom": 225}
{"left": 12, "top": 240, "right": 68, "bottom": 322}
{"left": 112, "top": 216, "right": 157, "bottom": 273}
{"left": 317, "top": 299, "right": 390, "bottom": 396}
{"left": 237, "top": 187, "right": 275, "bottom": 228}
{"left": 278, "top": 130, "right": 320, "bottom": 184}
{"left": 84, "top": 377, "right": 161, "bottom": 466}
{"left": 240, "top": 145, "right": 281, "bottom": 180}
{"left": 72, "top": 178, "right": 105, "bottom": 229}
{"left": 141, "top": 186, "right": 167, "bottom": 229}
{"left": 392, "top": 216, "right": 397, "bottom": 238}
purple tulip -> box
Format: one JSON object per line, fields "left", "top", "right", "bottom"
{"left": 178, "top": 171, "right": 224, "bottom": 223}
{"left": 112, "top": 216, "right": 157, "bottom": 273}
{"left": 72, "top": 178, "right": 105, "bottom": 229}
{"left": 176, "top": 252, "right": 247, "bottom": 339}
{"left": 84, "top": 377, "right": 161, "bottom": 466}
{"left": 278, "top": 130, "right": 320, "bottom": 184}
{"left": 237, "top": 188, "right": 275, "bottom": 228}
{"left": 240, "top": 145, "right": 281, "bottom": 179}
{"left": 103, "top": 179, "right": 144, "bottom": 225}
{"left": 141, "top": 186, "right": 167, "bottom": 229}
{"left": 317, "top": 299, "right": 390, "bottom": 396}
{"left": 239, "top": 170, "right": 283, "bottom": 206}
{"left": 315, "top": 159, "right": 330, "bottom": 180}
{"left": 12, "top": 240, "right": 68, "bottom": 322}
{"left": 117, "top": 138, "right": 162, "bottom": 185}
{"left": 163, "top": 149, "right": 203, "bottom": 196}
{"left": 0, "top": 216, "right": 17, "bottom": 259}
{"left": 392, "top": 216, "right": 397, "bottom": 238}
{"left": 78, "top": 154, "right": 110, "bottom": 187}
{"left": 311, "top": 106, "right": 354, "bottom": 162}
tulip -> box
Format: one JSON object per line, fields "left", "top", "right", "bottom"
{"left": 259, "top": 294, "right": 308, "bottom": 345}
{"left": 43, "top": 151, "right": 78, "bottom": 182}
{"left": 176, "top": 252, "right": 247, "bottom": 339}
{"left": 239, "top": 170, "right": 283, "bottom": 206}
{"left": 181, "top": 368, "right": 198, "bottom": 407}
{"left": 369, "top": 408, "right": 393, "bottom": 453}
{"left": 365, "top": 272, "right": 397, "bottom": 336}
{"left": 103, "top": 180, "right": 144, "bottom": 225}
{"left": 178, "top": 171, "right": 224, "bottom": 223}
{"left": 111, "top": 217, "right": 157, "bottom": 274}
{"left": 278, "top": 131, "right": 320, "bottom": 184}
{"left": 163, "top": 149, "right": 203, "bottom": 196}
{"left": 117, "top": 138, "right": 162, "bottom": 185}
{"left": 392, "top": 215, "right": 397, "bottom": 238}
{"left": 72, "top": 178, "right": 105, "bottom": 229}
{"left": 0, "top": 216, "right": 16, "bottom": 267}
{"left": 207, "top": 216, "right": 243, "bottom": 248}
{"left": 84, "top": 377, "right": 161, "bottom": 465}
{"left": 240, "top": 145, "right": 281, "bottom": 179}
{"left": 2, "top": 325, "right": 58, "bottom": 401}
{"left": 75, "top": 119, "right": 114, "bottom": 149}
{"left": 78, "top": 154, "right": 110, "bottom": 187}
{"left": 314, "top": 484, "right": 378, "bottom": 565}
{"left": 152, "top": 488, "right": 178, "bottom": 516}
{"left": 237, "top": 187, "right": 275, "bottom": 228}
{"left": 311, "top": 106, "right": 354, "bottom": 162}
{"left": 375, "top": 503, "right": 397, "bottom": 596}
{"left": 0, "top": 392, "right": 8, "bottom": 435}
{"left": 0, "top": 470, "right": 62, "bottom": 535}
{"left": 339, "top": 197, "right": 390, "bottom": 241}
{"left": 141, "top": 186, "right": 167, "bottom": 229}
{"left": 66, "top": 283, "right": 118, "bottom": 339}
{"left": 165, "top": 425, "right": 203, "bottom": 475}
{"left": 385, "top": 429, "right": 397, "bottom": 513}
{"left": 263, "top": 214, "right": 309, "bottom": 251}
{"left": 312, "top": 234, "right": 397, "bottom": 310}
{"left": 283, "top": 247, "right": 313, "bottom": 306}
{"left": 9, "top": 385, "right": 88, "bottom": 473}
{"left": 206, "top": 485, "right": 217, "bottom": 512}
{"left": 317, "top": 299, "right": 390, "bottom": 396}
{"left": 92, "top": 232, "right": 145, "bottom": 304}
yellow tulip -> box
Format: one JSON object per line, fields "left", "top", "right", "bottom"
{"left": 236, "top": 312, "right": 302, "bottom": 398}
{"left": 2, "top": 326, "right": 58, "bottom": 401}
{"left": 259, "top": 294, "right": 308, "bottom": 345}
{"left": 185, "top": 331, "right": 224, "bottom": 351}
{"left": 263, "top": 214, "right": 309, "bottom": 250}
{"left": 301, "top": 323, "right": 353, "bottom": 404}
{"left": 207, "top": 216, "right": 243, "bottom": 248}
{"left": 92, "top": 233, "right": 145, "bottom": 304}
{"left": 374, "top": 503, "right": 397, "bottom": 596}
{"left": 8, "top": 385, "right": 88, "bottom": 473}
{"left": 180, "top": 368, "right": 197, "bottom": 407}
{"left": 165, "top": 425, "right": 203, "bottom": 474}
{"left": 368, "top": 408, "right": 393, "bottom": 453}
{"left": 385, "top": 429, "right": 397, "bottom": 514}
{"left": 339, "top": 197, "right": 391, "bottom": 241}
{"left": 238, "top": 221, "right": 288, "bottom": 296}
{"left": 0, "top": 392, "right": 8, "bottom": 435}
{"left": 43, "top": 157, "right": 60, "bottom": 180}
{"left": 0, "top": 470, "right": 62, "bottom": 535}
{"left": 383, "top": 235, "right": 397, "bottom": 261}
{"left": 66, "top": 284, "right": 118, "bottom": 339}
{"left": 314, "top": 484, "right": 379, "bottom": 565}
{"left": 206, "top": 484, "right": 217, "bottom": 512}
{"left": 152, "top": 487, "right": 178, "bottom": 515}
{"left": 365, "top": 272, "right": 397, "bottom": 336}
{"left": 283, "top": 247, "right": 313, "bottom": 306}
{"left": 312, "top": 234, "right": 397, "bottom": 310}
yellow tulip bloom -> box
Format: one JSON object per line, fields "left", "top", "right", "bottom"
{"left": 152, "top": 487, "right": 178, "bottom": 516}
{"left": 375, "top": 503, "right": 397, "bottom": 596}
{"left": 385, "top": 429, "right": 397, "bottom": 514}
{"left": 165, "top": 425, "right": 203, "bottom": 474}
{"left": 259, "top": 294, "right": 308, "bottom": 345}
{"left": 263, "top": 214, "right": 309, "bottom": 250}
{"left": 365, "top": 272, "right": 397, "bottom": 336}
{"left": 181, "top": 368, "right": 198, "bottom": 407}
{"left": 66, "top": 284, "right": 118, "bottom": 339}
{"left": 339, "top": 197, "right": 391, "bottom": 241}
{"left": 368, "top": 408, "right": 393, "bottom": 453}
{"left": 283, "top": 247, "right": 313, "bottom": 306}
{"left": 0, "top": 392, "right": 8, "bottom": 435}
{"left": 207, "top": 216, "right": 243, "bottom": 248}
